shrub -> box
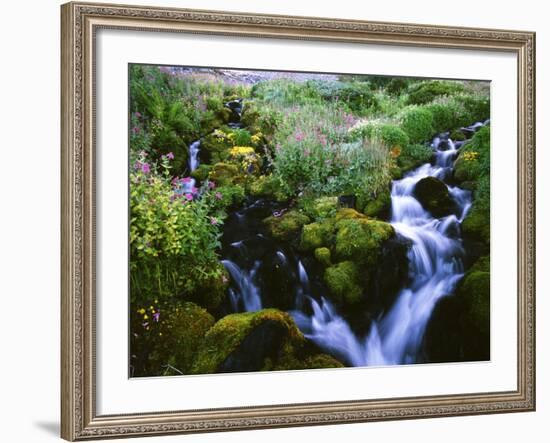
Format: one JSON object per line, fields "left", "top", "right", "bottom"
{"left": 129, "top": 153, "right": 225, "bottom": 304}
{"left": 406, "top": 80, "right": 464, "bottom": 105}
{"left": 400, "top": 107, "right": 434, "bottom": 143}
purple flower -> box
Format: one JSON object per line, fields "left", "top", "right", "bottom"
{"left": 141, "top": 163, "right": 150, "bottom": 174}
{"left": 191, "top": 186, "right": 199, "bottom": 194}
{"left": 181, "top": 177, "right": 192, "bottom": 184}
{"left": 152, "top": 311, "right": 160, "bottom": 322}
{"left": 295, "top": 131, "right": 304, "bottom": 142}
{"left": 215, "top": 192, "right": 223, "bottom": 200}
{"left": 134, "top": 111, "right": 142, "bottom": 118}
{"left": 210, "top": 217, "right": 219, "bottom": 225}
{"left": 208, "top": 181, "right": 216, "bottom": 189}
{"left": 185, "top": 193, "right": 193, "bottom": 201}
{"left": 166, "top": 152, "right": 174, "bottom": 160}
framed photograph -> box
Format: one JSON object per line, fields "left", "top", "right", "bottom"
{"left": 61, "top": 1, "right": 536, "bottom": 440}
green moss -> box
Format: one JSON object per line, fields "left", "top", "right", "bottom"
{"left": 131, "top": 301, "right": 215, "bottom": 376}
{"left": 263, "top": 210, "right": 310, "bottom": 241}
{"left": 400, "top": 107, "right": 434, "bottom": 143}
{"left": 314, "top": 247, "right": 332, "bottom": 267}
{"left": 406, "top": 80, "right": 465, "bottom": 106}
{"left": 310, "top": 196, "right": 339, "bottom": 219}
{"left": 450, "top": 129, "right": 466, "bottom": 141}
{"left": 397, "top": 143, "right": 433, "bottom": 173}
{"left": 192, "top": 309, "right": 344, "bottom": 373}
{"left": 413, "top": 176, "right": 455, "bottom": 217}
{"left": 248, "top": 174, "right": 286, "bottom": 201}
{"left": 208, "top": 162, "right": 240, "bottom": 186}
{"left": 191, "top": 309, "right": 302, "bottom": 374}
{"left": 334, "top": 208, "right": 369, "bottom": 222}
{"left": 458, "top": 270, "right": 490, "bottom": 338}
{"left": 334, "top": 218, "right": 394, "bottom": 266}
{"left": 453, "top": 126, "right": 490, "bottom": 185}
{"left": 190, "top": 164, "right": 211, "bottom": 182}
{"left": 359, "top": 189, "right": 391, "bottom": 218}
{"left": 200, "top": 131, "right": 233, "bottom": 164}
{"left": 462, "top": 204, "right": 490, "bottom": 246}
{"left": 300, "top": 222, "right": 334, "bottom": 251}
{"left": 324, "top": 261, "right": 363, "bottom": 305}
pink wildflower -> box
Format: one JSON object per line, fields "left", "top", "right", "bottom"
{"left": 181, "top": 177, "right": 192, "bottom": 183}
{"left": 141, "top": 163, "right": 150, "bottom": 174}
{"left": 185, "top": 193, "right": 193, "bottom": 201}
{"left": 166, "top": 152, "right": 174, "bottom": 160}
{"left": 215, "top": 192, "right": 223, "bottom": 200}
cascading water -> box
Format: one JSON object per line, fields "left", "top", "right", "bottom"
{"left": 181, "top": 140, "right": 201, "bottom": 194}
{"left": 221, "top": 122, "right": 486, "bottom": 368}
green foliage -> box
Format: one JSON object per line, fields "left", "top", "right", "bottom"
{"left": 299, "top": 222, "right": 335, "bottom": 251}
{"left": 454, "top": 126, "right": 490, "bottom": 184}
{"left": 400, "top": 107, "right": 434, "bottom": 143}
{"left": 129, "top": 154, "right": 226, "bottom": 305}
{"left": 350, "top": 122, "right": 409, "bottom": 149}
{"left": 399, "top": 143, "right": 433, "bottom": 166}
{"left": 359, "top": 188, "right": 391, "bottom": 218}
{"left": 130, "top": 300, "right": 215, "bottom": 376}
{"left": 406, "top": 80, "right": 465, "bottom": 105}
{"left": 324, "top": 261, "right": 363, "bottom": 305}
{"left": 208, "top": 162, "right": 241, "bottom": 186}
{"left": 386, "top": 77, "right": 410, "bottom": 95}
{"left": 231, "top": 128, "right": 252, "bottom": 146}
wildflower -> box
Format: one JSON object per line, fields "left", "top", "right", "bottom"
{"left": 134, "top": 111, "right": 142, "bottom": 118}
{"left": 208, "top": 181, "right": 216, "bottom": 189}
{"left": 141, "top": 163, "right": 151, "bottom": 174}
{"left": 153, "top": 311, "right": 160, "bottom": 322}
{"left": 166, "top": 152, "right": 175, "bottom": 160}
{"left": 137, "top": 308, "right": 146, "bottom": 315}
{"left": 182, "top": 177, "right": 192, "bottom": 183}
{"left": 191, "top": 186, "right": 199, "bottom": 194}
{"left": 185, "top": 193, "right": 193, "bottom": 201}
{"left": 295, "top": 131, "right": 304, "bottom": 142}
{"left": 215, "top": 192, "right": 223, "bottom": 200}
{"left": 143, "top": 314, "right": 148, "bottom": 320}
{"left": 210, "top": 217, "right": 219, "bottom": 225}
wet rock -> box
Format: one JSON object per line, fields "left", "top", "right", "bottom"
{"left": 191, "top": 309, "right": 344, "bottom": 373}
{"left": 413, "top": 176, "right": 456, "bottom": 218}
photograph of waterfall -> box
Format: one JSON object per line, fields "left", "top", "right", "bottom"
{"left": 128, "top": 64, "right": 490, "bottom": 377}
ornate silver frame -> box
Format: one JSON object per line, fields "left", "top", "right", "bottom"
{"left": 61, "top": 1, "right": 536, "bottom": 440}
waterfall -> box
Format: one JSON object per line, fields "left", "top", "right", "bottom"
{"left": 222, "top": 259, "right": 262, "bottom": 312}
{"left": 182, "top": 140, "right": 201, "bottom": 194}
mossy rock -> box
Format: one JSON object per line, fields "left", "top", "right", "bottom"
{"left": 334, "top": 207, "right": 369, "bottom": 222}
{"left": 413, "top": 176, "right": 455, "bottom": 217}
{"left": 450, "top": 129, "right": 466, "bottom": 141}
{"left": 190, "top": 164, "right": 211, "bottom": 182}
{"left": 208, "top": 162, "right": 240, "bottom": 187}
{"left": 360, "top": 190, "right": 391, "bottom": 219}
{"left": 248, "top": 174, "right": 286, "bottom": 201}
{"left": 462, "top": 204, "right": 490, "bottom": 246}
{"left": 424, "top": 256, "right": 490, "bottom": 363}
{"left": 334, "top": 218, "right": 395, "bottom": 266}
{"left": 130, "top": 301, "right": 215, "bottom": 377}
{"left": 263, "top": 210, "right": 310, "bottom": 242}
{"left": 192, "top": 309, "right": 344, "bottom": 373}
{"left": 314, "top": 247, "right": 332, "bottom": 267}
{"left": 324, "top": 261, "right": 363, "bottom": 305}
{"left": 200, "top": 131, "right": 233, "bottom": 164}
{"left": 311, "top": 196, "right": 339, "bottom": 219}
{"left": 300, "top": 222, "right": 335, "bottom": 251}
{"left": 191, "top": 263, "right": 230, "bottom": 310}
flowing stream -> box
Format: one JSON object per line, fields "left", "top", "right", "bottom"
{"left": 203, "top": 104, "right": 483, "bottom": 366}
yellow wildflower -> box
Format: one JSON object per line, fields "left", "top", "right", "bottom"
{"left": 137, "top": 308, "right": 146, "bottom": 315}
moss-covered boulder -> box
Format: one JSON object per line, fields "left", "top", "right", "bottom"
{"left": 324, "top": 261, "right": 363, "bottom": 306}
{"left": 413, "top": 176, "right": 455, "bottom": 217}
{"left": 208, "top": 162, "right": 240, "bottom": 186}
{"left": 191, "top": 309, "right": 344, "bottom": 373}
{"left": 299, "top": 222, "right": 335, "bottom": 251}
{"left": 263, "top": 210, "right": 310, "bottom": 242}
{"left": 248, "top": 174, "right": 286, "bottom": 201}
{"left": 334, "top": 217, "right": 395, "bottom": 266}
{"left": 307, "top": 196, "right": 339, "bottom": 219}
{"left": 334, "top": 207, "right": 369, "bottom": 222}
{"left": 450, "top": 129, "right": 466, "bottom": 141}
{"left": 131, "top": 301, "right": 215, "bottom": 377}
{"left": 314, "top": 247, "right": 332, "bottom": 267}
{"left": 200, "top": 130, "right": 233, "bottom": 164}
{"left": 190, "top": 164, "right": 211, "bottom": 182}
{"left": 462, "top": 203, "right": 490, "bottom": 246}
{"left": 359, "top": 189, "right": 391, "bottom": 219}
{"left": 424, "top": 257, "right": 490, "bottom": 362}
